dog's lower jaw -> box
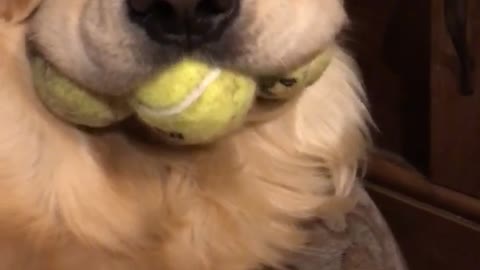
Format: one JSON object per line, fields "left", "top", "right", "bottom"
{"left": 0, "top": 22, "right": 368, "bottom": 269}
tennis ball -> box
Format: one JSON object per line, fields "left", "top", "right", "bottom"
{"left": 32, "top": 58, "right": 131, "bottom": 127}
{"left": 130, "top": 59, "right": 256, "bottom": 144}
{"left": 258, "top": 51, "right": 332, "bottom": 99}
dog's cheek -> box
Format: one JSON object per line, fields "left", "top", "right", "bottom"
{"left": 217, "top": 0, "right": 346, "bottom": 75}
{"left": 0, "top": 0, "right": 42, "bottom": 23}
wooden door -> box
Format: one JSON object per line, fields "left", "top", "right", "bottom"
{"left": 430, "top": 0, "right": 480, "bottom": 198}
{"left": 345, "top": 0, "right": 431, "bottom": 173}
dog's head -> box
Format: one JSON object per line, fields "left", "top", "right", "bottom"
{"left": 24, "top": 0, "right": 346, "bottom": 97}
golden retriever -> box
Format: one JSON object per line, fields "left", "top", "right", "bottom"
{"left": 0, "top": 0, "right": 374, "bottom": 269}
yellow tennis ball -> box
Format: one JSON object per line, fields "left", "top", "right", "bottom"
{"left": 131, "top": 59, "right": 256, "bottom": 144}
{"left": 32, "top": 58, "right": 131, "bottom": 127}
{"left": 258, "top": 51, "right": 332, "bottom": 99}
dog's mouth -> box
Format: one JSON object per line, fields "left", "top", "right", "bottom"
{"left": 30, "top": 51, "right": 332, "bottom": 145}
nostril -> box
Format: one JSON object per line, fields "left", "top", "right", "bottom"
{"left": 128, "top": 0, "right": 185, "bottom": 37}
{"left": 127, "top": 0, "right": 239, "bottom": 47}
{"left": 154, "top": 1, "right": 176, "bottom": 18}
{"left": 195, "top": 0, "right": 234, "bottom": 18}
{"left": 128, "top": 0, "right": 175, "bottom": 20}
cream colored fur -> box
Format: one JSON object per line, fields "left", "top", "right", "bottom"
{"left": 0, "top": 1, "right": 370, "bottom": 269}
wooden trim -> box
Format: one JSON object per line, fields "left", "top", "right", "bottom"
{"left": 366, "top": 152, "right": 480, "bottom": 223}
{"left": 366, "top": 183, "right": 480, "bottom": 230}
{"left": 367, "top": 183, "right": 480, "bottom": 270}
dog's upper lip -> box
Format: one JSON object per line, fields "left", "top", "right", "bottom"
{"left": 30, "top": 53, "right": 94, "bottom": 94}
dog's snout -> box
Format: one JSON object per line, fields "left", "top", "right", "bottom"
{"left": 127, "top": 0, "right": 239, "bottom": 48}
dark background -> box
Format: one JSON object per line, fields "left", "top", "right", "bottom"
{"left": 345, "top": 0, "right": 480, "bottom": 269}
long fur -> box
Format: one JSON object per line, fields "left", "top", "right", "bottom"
{"left": 0, "top": 1, "right": 370, "bottom": 269}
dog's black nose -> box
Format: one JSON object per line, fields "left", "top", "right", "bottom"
{"left": 127, "top": 0, "right": 239, "bottom": 48}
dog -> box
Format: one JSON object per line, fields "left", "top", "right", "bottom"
{"left": 0, "top": 0, "right": 373, "bottom": 269}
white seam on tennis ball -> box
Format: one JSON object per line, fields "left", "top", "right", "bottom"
{"left": 140, "top": 68, "right": 222, "bottom": 117}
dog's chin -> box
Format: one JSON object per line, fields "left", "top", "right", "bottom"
{"left": 77, "top": 118, "right": 174, "bottom": 147}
